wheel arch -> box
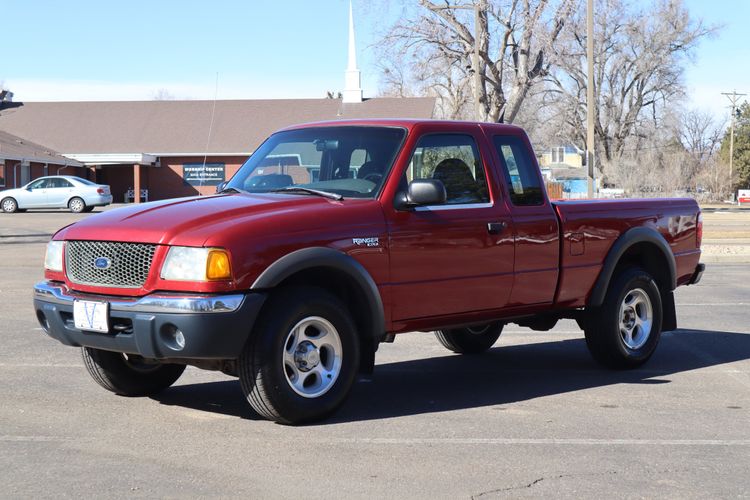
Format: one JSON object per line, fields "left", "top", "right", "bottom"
{"left": 251, "top": 247, "right": 385, "bottom": 373}
{"left": 588, "top": 227, "right": 676, "bottom": 308}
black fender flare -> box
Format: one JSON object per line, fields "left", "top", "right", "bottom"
{"left": 251, "top": 247, "right": 386, "bottom": 348}
{"left": 588, "top": 227, "right": 676, "bottom": 307}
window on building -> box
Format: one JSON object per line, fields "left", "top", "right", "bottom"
{"left": 401, "top": 134, "right": 489, "bottom": 205}
{"left": 0, "top": 164, "right": 5, "bottom": 187}
{"left": 551, "top": 147, "right": 565, "bottom": 163}
{"left": 494, "top": 135, "right": 544, "bottom": 206}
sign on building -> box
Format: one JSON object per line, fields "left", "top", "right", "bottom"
{"left": 183, "top": 163, "right": 225, "bottom": 186}
{"left": 738, "top": 189, "right": 750, "bottom": 205}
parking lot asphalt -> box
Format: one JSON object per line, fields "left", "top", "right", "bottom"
{"left": 2, "top": 209, "right": 749, "bottom": 499}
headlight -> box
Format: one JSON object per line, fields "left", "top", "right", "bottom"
{"left": 44, "top": 241, "right": 65, "bottom": 272}
{"left": 160, "top": 247, "right": 232, "bottom": 281}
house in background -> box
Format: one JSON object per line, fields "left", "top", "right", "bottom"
{"left": 537, "top": 145, "right": 593, "bottom": 199}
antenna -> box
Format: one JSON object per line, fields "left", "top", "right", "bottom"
{"left": 200, "top": 72, "right": 220, "bottom": 195}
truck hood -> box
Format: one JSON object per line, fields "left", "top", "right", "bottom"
{"left": 57, "top": 193, "right": 355, "bottom": 247}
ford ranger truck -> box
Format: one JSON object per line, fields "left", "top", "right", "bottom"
{"left": 33, "top": 120, "right": 705, "bottom": 424}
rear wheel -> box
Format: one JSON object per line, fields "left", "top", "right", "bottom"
{"left": 238, "top": 286, "right": 360, "bottom": 424}
{"left": 584, "top": 267, "right": 663, "bottom": 368}
{"left": 435, "top": 322, "right": 503, "bottom": 354}
{"left": 1, "top": 197, "right": 18, "bottom": 213}
{"left": 81, "top": 347, "right": 185, "bottom": 396}
{"left": 68, "top": 197, "right": 86, "bottom": 213}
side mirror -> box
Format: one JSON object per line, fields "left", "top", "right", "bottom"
{"left": 395, "top": 179, "right": 447, "bottom": 210}
{"left": 215, "top": 181, "right": 228, "bottom": 193}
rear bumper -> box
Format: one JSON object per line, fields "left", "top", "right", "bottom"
{"left": 688, "top": 263, "right": 705, "bottom": 285}
{"left": 86, "top": 194, "right": 113, "bottom": 206}
{"left": 33, "top": 281, "right": 266, "bottom": 360}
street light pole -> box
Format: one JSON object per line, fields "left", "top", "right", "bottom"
{"left": 586, "top": 0, "right": 595, "bottom": 198}
{"left": 434, "top": 2, "right": 484, "bottom": 121}
{"left": 473, "top": 2, "right": 482, "bottom": 121}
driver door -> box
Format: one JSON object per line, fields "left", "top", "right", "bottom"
{"left": 386, "top": 132, "right": 514, "bottom": 322}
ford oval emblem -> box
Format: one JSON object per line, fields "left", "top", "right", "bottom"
{"left": 94, "top": 257, "right": 111, "bottom": 270}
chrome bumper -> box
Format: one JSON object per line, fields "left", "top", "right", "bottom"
{"left": 33, "top": 281, "right": 245, "bottom": 314}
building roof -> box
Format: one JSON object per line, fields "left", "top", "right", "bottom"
{"left": 0, "top": 97, "right": 436, "bottom": 156}
{"left": 0, "top": 130, "right": 83, "bottom": 166}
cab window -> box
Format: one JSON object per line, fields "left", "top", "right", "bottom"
{"left": 402, "top": 134, "right": 490, "bottom": 205}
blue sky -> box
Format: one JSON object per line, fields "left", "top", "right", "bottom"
{"left": 2, "top": 0, "right": 749, "bottom": 121}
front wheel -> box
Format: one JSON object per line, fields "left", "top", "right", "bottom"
{"left": 68, "top": 197, "right": 86, "bottom": 213}
{"left": 238, "top": 286, "right": 359, "bottom": 424}
{"left": 81, "top": 348, "right": 185, "bottom": 396}
{"left": 584, "top": 267, "right": 663, "bottom": 369}
{"left": 435, "top": 322, "right": 504, "bottom": 354}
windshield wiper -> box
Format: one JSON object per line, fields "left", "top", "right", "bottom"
{"left": 218, "top": 186, "right": 250, "bottom": 195}
{"left": 271, "top": 187, "right": 344, "bottom": 201}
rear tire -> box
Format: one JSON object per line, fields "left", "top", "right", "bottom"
{"left": 238, "top": 286, "right": 360, "bottom": 424}
{"left": 81, "top": 348, "right": 185, "bottom": 396}
{"left": 435, "top": 322, "right": 503, "bottom": 354}
{"left": 1, "top": 197, "right": 18, "bottom": 213}
{"left": 68, "top": 197, "right": 86, "bottom": 213}
{"left": 584, "top": 267, "right": 663, "bottom": 369}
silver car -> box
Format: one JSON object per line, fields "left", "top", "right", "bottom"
{"left": 1, "top": 176, "right": 113, "bottom": 213}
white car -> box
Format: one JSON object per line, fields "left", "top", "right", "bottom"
{"left": 1, "top": 176, "right": 113, "bottom": 213}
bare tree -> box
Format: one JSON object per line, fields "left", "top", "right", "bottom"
{"left": 152, "top": 88, "right": 176, "bottom": 101}
{"left": 378, "top": 0, "right": 577, "bottom": 122}
{"left": 680, "top": 108, "right": 725, "bottom": 163}
{"left": 547, "top": 0, "right": 714, "bottom": 166}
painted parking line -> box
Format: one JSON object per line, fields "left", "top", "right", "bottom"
{"left": 328, "top": 437, "right": 750, "bottom": 446}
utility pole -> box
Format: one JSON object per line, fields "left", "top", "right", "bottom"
{"left": 586, "top": 0, "right": 595, "bottom": 198}
{"left": 722, "top": 90, "right": 746, "bottom": 193}
{"left": 434, "top": 2, "right": 484, "bottom": 121}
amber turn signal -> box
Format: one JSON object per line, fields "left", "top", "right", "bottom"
{"left": 206, "top": 249, "right": 232, "bottom": 280}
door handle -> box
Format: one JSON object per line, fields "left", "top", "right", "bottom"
{"left": 487, "top": 222, "right": 507, "bottom": 235}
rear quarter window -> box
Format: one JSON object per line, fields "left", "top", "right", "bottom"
{"left": 493, "top": 135, "right": 544, "bottom": 206}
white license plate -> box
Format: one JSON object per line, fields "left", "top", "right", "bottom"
{"left": 73, "top": 300, "right": 110, "bottom": 333}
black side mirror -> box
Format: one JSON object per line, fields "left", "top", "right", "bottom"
{"left": 395, "top": 179, "right": 447, "bottom": 210}
{"left": 215, "top": 181, "right": 228, "bottom": 193}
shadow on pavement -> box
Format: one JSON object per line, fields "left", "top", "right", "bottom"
{"left": 151, "top": 328, "right": 750, "bottom": 424}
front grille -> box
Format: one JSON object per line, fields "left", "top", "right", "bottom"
{"left": 65, "top": 241, "right": 157, "bottom": 288}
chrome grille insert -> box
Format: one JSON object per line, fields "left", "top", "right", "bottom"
{"left": 65, "top": 241, "right": 157, "bottom": 288}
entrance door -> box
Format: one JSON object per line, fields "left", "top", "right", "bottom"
{"left": 387, "top": 133, "right": 514, "bottom": 321}
{"left": 20, "top": 164, "right": 30, "bottom": 186}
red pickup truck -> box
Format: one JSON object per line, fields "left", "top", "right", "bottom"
{"left": 34, "top": 120, "right": 704, "bottom": 424}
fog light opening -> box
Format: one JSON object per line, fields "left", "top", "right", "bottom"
{"left": 36, "top": 310, "right": 50, "bottom": 334}
{"left": 161, "top": 324, "right": 185, "bottom": 351}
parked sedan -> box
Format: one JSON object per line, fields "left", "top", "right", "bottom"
{"left": 1, "top": 176, "right": 113, "bottom": 213}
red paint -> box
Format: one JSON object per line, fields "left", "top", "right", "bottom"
{"left": 48, "top": 119, "right": 702, "bottom": 333}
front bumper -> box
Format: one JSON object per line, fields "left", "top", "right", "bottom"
{"left": 33, "top": 281, "right": 266, "bottom": 360}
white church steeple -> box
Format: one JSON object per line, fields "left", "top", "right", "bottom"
{"left": 342, "top": 0, "right": 363, "bottom": 103}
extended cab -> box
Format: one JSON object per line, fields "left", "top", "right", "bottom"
{"left": 33, "top": 120, "right": 704, "bottom": 424}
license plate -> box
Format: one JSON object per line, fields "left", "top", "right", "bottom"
{"left": 73, "top": 300, "right": 109, "bottom": 333}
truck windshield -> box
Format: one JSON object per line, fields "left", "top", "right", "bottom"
{"left": 226, "top": 126, "right": 406, "bottom": 198}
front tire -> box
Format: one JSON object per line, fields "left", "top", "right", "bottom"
{"left": 1, "top": 197, "right": 18, "bottom": 213}
{"left": 435, "top": 322, "right": 504, "bottom": 354}
{"left": 81, "top": 348, "right": 185, "bottom": 396}
{"left": 584, "top": 267, "right": 663, "bottom": 369}
{"left": 68, "top": 197, "right": 86, "bottom": 213}
{"left": 239, "top": 286, "right": 360, "bottom": 424}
